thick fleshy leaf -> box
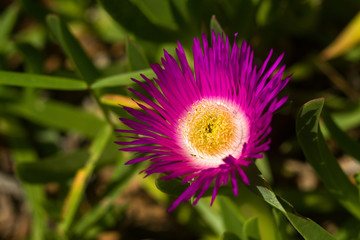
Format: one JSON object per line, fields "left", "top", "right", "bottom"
{"left": 91, "top": 68, "right": 155, "bottom": 89}
{"left": 256, "top": 0, "right": 272, "bottom": 26}
{"left": 0, "top": 3, "right": 19, "bottom": 53}
{"left": 73, "top": 160, "right": 145, "bottom": 236}
{"left": 256, "top": 185, "right": 336, "bottom": 240}
{"left": 58, "top": 125, "right": 114, "bottom": 233}
{"left": 255, "top": 155, "right": 273, "bottom": 184}
{"left": 243, "top": 217, "right": 260, "bottom": 240}
{"left": 16, "top": 150, "right": 88, "bottom": 183}
{"left": 210, "top": 15, "right": 224, "bottom": 36}
{"left": 157, "top": 164, "right": 336, "bottom": 239}
{"left": 221, "top": 232, "right": 241, "bottom": 240}
{"left": 355, "top": 173, "right": 360, "bottom": 201}
{"left": 100, "top": 94, "right": 151, "bottom": 109}
{"left": 155, "top": 174, "right": 189, "bottom": 196}
{"left": 334, "top": 218, "right": 360, "bottom": 240}
{"left": 46, "top": 15, "right": 100, "bottom": 84}
{"left": 218, "top": 196, "right": 245, "bottom": 239}
{"left": 100, "top": 0, "right": 181, "bottom": 42}
{"left": 16, "top": 43, "right": 44, "bottom": 74}
{"left": 322, "top": 12, "right": 360, "bottom": 60}
{"left": 3, "top": 118, "right": 46, "bottom": 239}
{"left": 7, "top": 99, "right": 105, "bottom": 138}
{"left": 129, "top": 0, "right": 178, "bottom": 30}
{"left": 0, "top": 71, "right": 87, "bottom": 90}
{"left": 322, "top": 109, "right": 360, "bottom": 162}
{"left": 196, "top": 199, "right": 225, "bottom": 235}
{"left": 126, "top": 37, "right": 149, "bottom": 71}
{"left": 16, "top": 143, "right": 118, "bottom": 183}
{"left": 296, "top": 98, "right": 360, "bottom": 219}
{"left": 19, "top": 0, "right": 49, "bottom": 22}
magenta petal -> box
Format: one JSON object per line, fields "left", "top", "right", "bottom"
{"left": 117, "top": 31, "right": 291, "bottom": 211}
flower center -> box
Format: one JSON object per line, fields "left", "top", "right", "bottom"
{"left": 179, "top": 99, "right": 249, "bottom": 167}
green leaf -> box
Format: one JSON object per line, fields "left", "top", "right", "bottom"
{"left": 126, "top": 37, "right": 149, "bottom": 71}
{"left": 130, "top": 0, "right": 178, "bottom": 30}
{"left": 328, "top": 100, "right": 360, "bottom": 132}
{"left": 218, "top": 196, "right": 245, "bottom": 239}
{"left": 0, "top": 71, "right": 87, "bottom": 90}
{"left": 16, "top": 143, "right": 118, "bottom": 183}
{"left": 196, "top": 199, "right": 225, "bottom": 235}
{"left": 2, "top": 118, "right": 46, "bottom": 240}
{"left": 255, "top": 155, "right": 273, "bottom": 184}
{"left": 16, "top": 150, "right": 87, "bottom": 183}
{"left": 16, "top": 43, "right": 44, "bottom": 74}
{"left": 296, "top": 98, "right": 360, "bottom": 219}
{"left": 73, "top": 159, "right": 144, "bottom": 236}
{"left": 221, "top": 232, "right": 241, "bottom": 240}
{"left": 271, "top": 208, "right": 290, "bottom": 240}
{"left": 91, "top": 68, "right": 155, "bottom": 89}
{"left": 256, "top": 0, "right": 271, "bottom": 26}
{"left": 155, "top": 175, "right": 189, "bottom": 196}
{"left": 210, "top": 15, "right": 225, "bottom": 36}
{"left": 355, "top": 173, "right": 360, "bottom": 201}
{"left": 58, "top": 125, "right": 114, "bottom": 234}
{"left": 19, "top": 0, "right": 49, "bottom": 22}
{"left": 46, "top": 15, "right": 100, "bottom": 84}
{"left": 256, "top": 185, "right": 336, "bottom": 240}
{"left": 99, "top": 0, "right": 181, "bottom": 42}
{"left": 243, "top": 217, "right": 260, "bottom": 240}
{"left": 227, "top": 164, "right": 336, "bottom": 240}
{"left": 334, "top": 218, "right": 360, "bottom": 240}
{"left": 0, "top": 3, "right": 19, "bottom": 53}
{"left": 322, "top": 109, "right": 360, "bottom": 162}
{"left": 7, "top": 99, "right": 105, "bottom": 138}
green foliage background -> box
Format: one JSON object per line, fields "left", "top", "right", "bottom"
{"left": 0, "top": 0, "right": 360, "bottom": 239}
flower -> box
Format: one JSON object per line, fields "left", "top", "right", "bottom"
{"left": 116, "top": 32, "right": 291, "bottom": 211}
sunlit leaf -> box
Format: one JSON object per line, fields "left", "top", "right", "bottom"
{"left": 0, "top": 71, "right": 87, "bottom": 90}
{"left": 322, "top": 11, "right": 360, "bottom": 60}
{"left": 100, "top": 94, "right": 151, "bottom": 109}
{"left": 210, "top": 15, "right": 224, "bottom": 36}
{"left": 91, "top": 68, "right": 155, "bottom": 89}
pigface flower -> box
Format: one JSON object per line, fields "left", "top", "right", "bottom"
{"left": 116, "top": 32, "right": 290, "bottom": 211}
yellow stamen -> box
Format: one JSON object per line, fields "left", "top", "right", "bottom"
{"left": 179, "top": 99, "right": 248, "bottom": 163}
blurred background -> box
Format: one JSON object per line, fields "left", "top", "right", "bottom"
{"left": 0, "top": 0, "right": 360, "bottom": 239}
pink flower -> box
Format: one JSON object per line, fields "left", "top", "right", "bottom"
{"left": 116, "top": 32, "right": 290, "bottom": 211}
